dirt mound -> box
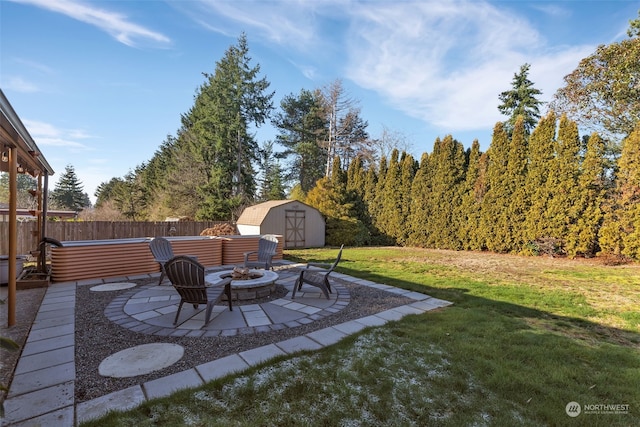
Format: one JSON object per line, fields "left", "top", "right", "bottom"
{"left": 200, "top": 223, "right": 237, "bottom": 236}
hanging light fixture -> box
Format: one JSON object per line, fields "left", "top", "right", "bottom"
{"left": 17, "top": 164, "right": 24, "bottom": 173}
{"left": 1, "top": 151, "right": 7, "bottom": 162}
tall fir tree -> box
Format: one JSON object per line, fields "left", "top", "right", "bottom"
{"left": 497, "top": 63, "right": 543, "bottom": 135}
{"left": 112, "top": 170, "right": 149, "bottom": 221}
{"left": 273, "top": 89, "right": 327, "bottom": 192}
{"left": 50, "top": 164, "right": 91, "bottom": 211}
{"left": 180, "top": 33, "right": 274, "bottom": 220}
{"left": 258, "top": 141, "right": 286, "bottom": 201}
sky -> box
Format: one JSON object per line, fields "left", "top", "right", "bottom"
{"left": 1, "top": 0, "right": 637, "bottom": 204}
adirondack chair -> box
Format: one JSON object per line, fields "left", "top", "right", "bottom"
{"left": 165, "top": 255, "right": 233, "bottom": 325}
{"left": 149, "top": 237, "right": 174, "bottom": 285}
{"left": 292, "top": 245, "right": 344, "bottom": 300}
{"left": 243, "top": 235, "right": 279, "bottom": 270}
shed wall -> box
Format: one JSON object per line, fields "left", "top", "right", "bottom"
{"left": 297, "top": 207, "right": 325, "bottom": 248}
{"left": 237, "top": 202, "right": 325, "bottom": 248}
{"left": 237, "top": 224, "right": 260, "bottom": 235}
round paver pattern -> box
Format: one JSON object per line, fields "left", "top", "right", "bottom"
{"left": 103, "top": 267, "right": 350, "bottom": 337}
{"left": 90, "top": 282, "right": 137, "bottom": 292}
{"left": 98, "top": 343, "right": 184, "bottom": 378}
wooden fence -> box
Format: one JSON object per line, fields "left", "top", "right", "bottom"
{"left": 0, "top": 221, "right": 231, "bottom": 255}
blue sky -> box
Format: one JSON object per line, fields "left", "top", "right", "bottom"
{"left": 1, "top": 0, "right": 637, "bottom": 203}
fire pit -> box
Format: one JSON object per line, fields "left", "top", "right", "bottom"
{"left": 205, "top": 268, "right": 278, "bottom": 301}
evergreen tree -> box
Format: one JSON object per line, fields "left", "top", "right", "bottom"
{"left": 362, "top": 164, "right": 381, "bottom": 242}
{"left": 288, "top": 184, "right": 306, "bottom": 202}
{"left": 424, "top": 136, "right": 466, "bottom": 249}
{"left": 94, "top": 177, "right": 122, "bottom": 209}
{"left": 306, "top": 157, "right": 367, "bottom": 246}
{"left": 397, "top": 152, "right": 417, "bottom": 245}
{"left": 523, "top": 112, "right": 557, "bottom": 246}
{"left": 50, "top": 164, "right": 91, "bottom": 211}
{"left": 479, "top": 123, "right": 512, "bottom": 252}
{"left": 138, "top": 135, "right": 179, "bottom": 218}
{"left": 112, "top": 170, "right": 149, "bottom": 221}
{"left": 0, "top": 172, "right": 37, "bottom": 208}
{"left": 599, "top": 123, "right": 640, "bottom": 258}
{"left": 566, "top": 133, "right": 607, "bottom": 257}
{"left": 180, "top": 33, "right": 274, "bottom": 220}
{"left": 369, "top": 156, "right": 389, "bottom": 242}
{"left": 346, "top": 156, "right": 373, "bottom": 244}
{"left": 408, "top": 152, "right": 431, "bottom": 247}
{"left": 541, "top": 115, "right": 582, "bottom": 254}
{"left": 470, "top": 152, "right": 490, "bottom": 250}
{"left": 273, "top": 89, "right": 327, "bottom": 192}
{"left": 497, "top": 63, "right": 543, "bottom": 135}
{"left": 377, "top": 149, "right": 404, "bottom": 242}
{"left": 457, "top": 140, "right": 482, "bottom": 250}
{"left": 162, "top": 130, "right": 206, "bottom": 219}
{"left": 504, "top": 116, "right": 529, "bottom": 252}
{"left": 258, "top": 141, "right": 286, "bottom": 201}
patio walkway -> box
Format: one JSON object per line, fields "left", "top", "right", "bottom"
{"left": 1, "top": 261, "right": 452, "bottom": 426}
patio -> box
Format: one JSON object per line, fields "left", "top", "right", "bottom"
{"left": 1, "top": 260, "right": 452, "bottom": 426}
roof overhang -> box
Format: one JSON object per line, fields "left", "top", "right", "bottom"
{"left": 0, "top": 89, "right": 54, "bottom": 177}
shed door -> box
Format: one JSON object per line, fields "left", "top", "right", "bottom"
{"left": 285, "top": 210, "right": 305, "bottom": 248}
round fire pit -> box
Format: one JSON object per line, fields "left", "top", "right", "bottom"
{"left": 205, "top": 269, "right": 279, "bottom": 301}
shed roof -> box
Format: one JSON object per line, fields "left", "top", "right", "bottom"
{"left": 237, "top": 200, "right": 318, "bottom": 226}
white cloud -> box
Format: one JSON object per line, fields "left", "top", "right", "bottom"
{"left": 177, "top": 0, "right": 326, "bottom": 51}
{"left": 4, "top": 76, "right": 40, "bottom": 93}
{"left": 343, "top": 0, "right": 592, "bottom": 131}
{"left": 9, "top": 0, "right": 171, "bottom": 47}
{"left": 22, "top": 119, "right": 91, "bottom": 149}
{"left": 530, "top": 4, "right": 571, "bottom": 18}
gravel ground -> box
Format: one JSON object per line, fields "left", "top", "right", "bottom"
{"left": 0, "top": 286, "right": 46, "bottom": 406}
{"left": 75, "top": 273, "right": 413, "bottom": 403}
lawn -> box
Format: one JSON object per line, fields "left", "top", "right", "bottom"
{"left": 82, "top": 247, "right": 639, "bottom": 426}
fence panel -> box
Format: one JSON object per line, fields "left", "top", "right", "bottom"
{"left": 1, "top": 221, "right": 231, "bottom": 255}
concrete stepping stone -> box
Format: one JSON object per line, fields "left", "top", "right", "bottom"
{"left": 90, "top": 282, "right": 137, "bottom": 292}
{"left": 99, "top": 343, "right": 184, "bottom": 378}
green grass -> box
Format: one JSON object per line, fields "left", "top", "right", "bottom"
{"left": 82, "top": 247, "right": 640, "bottom": 426}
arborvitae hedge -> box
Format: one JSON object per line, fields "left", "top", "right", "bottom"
{"left": 303, "top": 114, "right": 640, "bottom": 260}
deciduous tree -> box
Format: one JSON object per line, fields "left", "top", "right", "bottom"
{"left": 551, "top": 19, "right": 640, "bottom": 141}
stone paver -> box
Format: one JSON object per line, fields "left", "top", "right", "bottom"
{"left": 143, "top": 368, "right": 203, "bottom": 400}
{"left": 1, "top": 261, "right": 451, "bottom": 426}
{"left": 76, "top": 386, "right": 145, "bottom": 425}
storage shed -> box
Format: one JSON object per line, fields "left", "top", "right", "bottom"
{"left": 237, "top": 200, "right": 325, "bottom": 248}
